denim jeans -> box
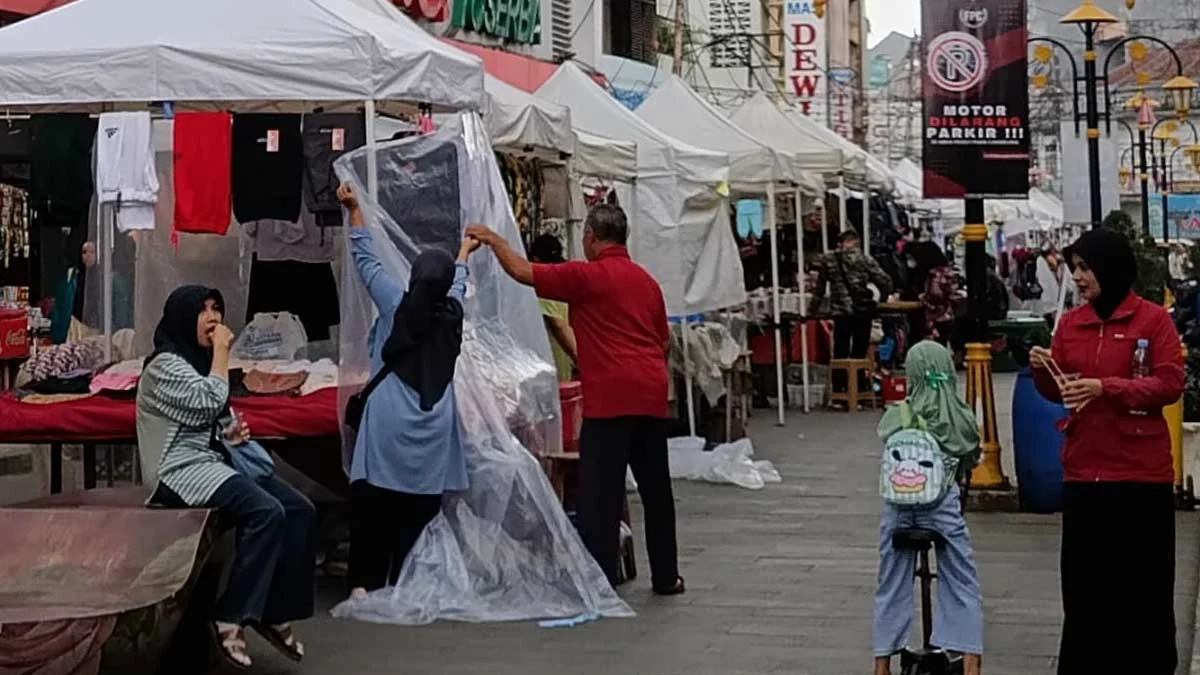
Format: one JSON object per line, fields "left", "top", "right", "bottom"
{"left": 154, "top": 473, "right": 317, "bottom": 626}
{"left": 873, "top": 486, "right": 983, "bottom": 656}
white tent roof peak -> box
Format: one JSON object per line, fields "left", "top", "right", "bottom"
{"left": 636, "top": 75, "right": 823, "bottom": 196}
{"left": 0, "top": 0, "right": 485, "bottom": 111}
{"left": 536, "top": 61, "right": 729, "bottom": 185}
{"left": 728, "top": 92, "right": 856, "bottom": 177}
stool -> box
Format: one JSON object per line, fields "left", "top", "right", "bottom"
{"left": 541, "top": 452, "right": 637, "bottom": 583}
{"left": 827, "top": 358, "right": 876, "bottom": 411}
{"left": 891, "top": 528, "right": 963, "bottom": 675}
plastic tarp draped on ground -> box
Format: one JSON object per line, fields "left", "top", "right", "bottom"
{"left": 330, "top": 114, "right": 632, "bottom": 624}
{"left": 0, "top": 501, "right": 211, "bottom": 623}
{"left": 0, "top": 0, "right": 484, "bottom": 112}
{"left": 537, "top": 62, "right": 745, "bottom": 316}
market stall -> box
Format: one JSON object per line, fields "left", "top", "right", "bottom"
{"left": 0, "top": 0, "right": 631, "bottom": 636}
{"left": 637, "top": 75, "right": 820, "bottom": 425}
{"left": 536, "top": 63, "right": 745, "bottom": 438}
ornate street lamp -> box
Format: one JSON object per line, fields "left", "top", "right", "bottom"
{"left": 1030, "top": 1, "right": 1196, "bottom": 228}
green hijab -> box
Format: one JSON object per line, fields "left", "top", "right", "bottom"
{"left": 877, "top": 340, "right": 980, "bottom": 459}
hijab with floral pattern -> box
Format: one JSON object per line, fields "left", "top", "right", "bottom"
{"left": 877, "top": 340, "right": 980, "bottom": 460}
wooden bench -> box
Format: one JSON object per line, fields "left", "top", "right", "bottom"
{"left": 541, "top": 452, "right": 637, "bottom": 583}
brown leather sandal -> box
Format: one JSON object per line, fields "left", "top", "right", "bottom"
{"left": 254, "top": 623, "right": 305, "bottom": 662}
{"left": 211, "top": 624, "right": 252, "bottom": 670}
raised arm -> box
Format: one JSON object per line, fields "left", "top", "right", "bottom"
{"left": 338, "top": 184, "right": 405, "bottom": 312}
{"left": 465, "top": 224, "right": 533, "bottom": 286}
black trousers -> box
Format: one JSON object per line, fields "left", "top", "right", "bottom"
{"left": 577, "top": 416, "right": 679, "bottom": 590}
{"left": 1058, "top": 482, "right": 1176, "bottom": 675}
{"left": 832, "top": 312, "right": 873, "bottom": 393}
{"left": 348, "top": 480, "right": 443, "bottom": 592}
{"left": 152, "top": 474, "right": 317, "bottom": 626}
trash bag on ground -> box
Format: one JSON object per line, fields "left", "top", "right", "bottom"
{"left": 667, "top": 437, "right": 781, "bottom": 490}
{"left": 330, "top": 114, "right": 631, "bottom": 625}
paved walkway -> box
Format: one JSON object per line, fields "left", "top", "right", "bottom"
{"left": 247, "top": 388, "right": 1200, "bottom": 675}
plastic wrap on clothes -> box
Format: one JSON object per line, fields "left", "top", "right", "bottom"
{"left": 330, "top": 114, "right": 631, "bottom": 625}
{"left": 667, "top": 437, "right": 781, "bottom": 490}
{"left": 670, "top": 320, "right": 740, "bottom": 404}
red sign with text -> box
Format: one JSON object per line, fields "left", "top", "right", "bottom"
{"left": 393, "top": 0, "right": 446, "bottom": 23}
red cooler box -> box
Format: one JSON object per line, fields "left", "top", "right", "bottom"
{"left": 0, "top": 309, "right": 28, "bottom": 360}
{"left": 883, "top": 375, "right": 907, "bottom": 405}
{"left": 559, "top": 381, "right": 583, "bottom": 454}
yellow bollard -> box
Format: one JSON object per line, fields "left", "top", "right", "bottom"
{"left": 1165, "top": 342, "right": 1190, "bottom": 507}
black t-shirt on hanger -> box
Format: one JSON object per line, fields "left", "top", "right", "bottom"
{"left": 232, "top": 114, "right": 302, "bottom": 224}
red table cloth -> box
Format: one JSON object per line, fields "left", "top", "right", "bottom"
{"left": 0, "top": 389, "right": 339, "bottom": 443}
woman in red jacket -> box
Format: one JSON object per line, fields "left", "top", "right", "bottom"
{"left": 1029, "top": 228, "right": 1184, "bottom": 675}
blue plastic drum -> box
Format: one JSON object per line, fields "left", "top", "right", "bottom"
{"left": 1012, "top": 368, "right": 1067, "bottom": 513}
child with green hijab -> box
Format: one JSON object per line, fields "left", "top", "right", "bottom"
{"left": 873, "top": 341, "right": 983, "bottom": 675}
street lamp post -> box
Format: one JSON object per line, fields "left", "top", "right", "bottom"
{"left": 1031, "top": 0, "right": 1197, "bottom": 228}
{"left": 1150, "top": 118, "right": 1199, "bottom": 243}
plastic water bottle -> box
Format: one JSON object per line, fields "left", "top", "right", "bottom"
{"left": 1132, "top": 339, "right": 1151, "bottom": 378}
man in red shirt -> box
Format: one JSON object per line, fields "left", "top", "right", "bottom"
{"left": 466, "top": 205, "right": 683, "bottom": 595}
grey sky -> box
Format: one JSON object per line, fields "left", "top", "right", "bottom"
{"left": 867, "top": 1, "right": 920, "bottom": 46}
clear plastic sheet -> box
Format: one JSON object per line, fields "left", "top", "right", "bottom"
{"left": 667, "top": 437, "right": 782, "bottom": 490}
{"left": 331, "top": 114, "right": 632, "bottom": 625}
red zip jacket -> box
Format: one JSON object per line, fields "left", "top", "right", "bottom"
{"left": 1032, "top": 293, "right": 1184, "bottom": 483}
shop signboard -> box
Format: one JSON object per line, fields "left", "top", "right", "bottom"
{"left": 784, "top": 0, "right": 827, "bottom": 125}
{"left": 828, "top": 67, "right": 855, "bottom": 141}
{"left": 1148, "top": 192, "right": 1200, "bottom": 239}
{"left": 450, "top": 0, "right": 541, "bottom": 44}
{"left": 921, "top": 0, "right": 1029, "bottom": 199}
{"left": 393, "top": 0, "right": 448, "bottom": 22}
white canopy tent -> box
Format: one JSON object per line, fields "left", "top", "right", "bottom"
{"left": 538, "top": 62, "right": 745, "bottom": 435}
{"left": 0, "top": 0, "right": 487, "bottom": 361}
{"left": 574, "top": 130, "right": 638, "bottom": 181}
{"left": 537, "top": 62, "right": 744, "bottom": 317}
{"left": 0, "top": 0, "right": 485, "bottom": 113}
{"left": 894, "top": 158, "right": 1047, "bottom": 232}
{"left": 638, "top": 75, "right": 821, "bottom": 420}
{"left": 636, "top": 75, "right": 823, "bottom": 196}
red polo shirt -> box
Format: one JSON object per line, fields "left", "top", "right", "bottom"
{"left": 532, "top": 246, "right": 670, "bottom": 419}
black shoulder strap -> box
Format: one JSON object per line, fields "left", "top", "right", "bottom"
{"left": 357, "top": 344, "right": 409, "bottom": 401}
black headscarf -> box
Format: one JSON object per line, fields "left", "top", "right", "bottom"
{"left": 146, "top": 285, "right": 226, "bottom": 375}
{"left": 1064, "top": 228, "right": 1137, "bottom": 321}
{"left": 382, "top": 249, "right": 464, "bottom": 411}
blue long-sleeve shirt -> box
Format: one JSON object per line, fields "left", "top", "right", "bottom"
{"left": 348, "top": 228, "right": 469, "bottom": 495}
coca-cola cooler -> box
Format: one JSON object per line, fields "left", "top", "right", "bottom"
{"left": 0, "top": 309, "right": 28, "bottom": 361}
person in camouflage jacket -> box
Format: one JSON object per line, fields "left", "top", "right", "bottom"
{"left": 812, "top": 230, "right": 894, "bottom": 399}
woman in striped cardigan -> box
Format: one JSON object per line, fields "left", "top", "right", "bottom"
{"left": 137, "top": 286, "right": 316, "bottom": 670}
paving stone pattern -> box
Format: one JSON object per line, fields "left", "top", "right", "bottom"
{"left": 245, "top": 386, "right": 1200, "bottom": 675}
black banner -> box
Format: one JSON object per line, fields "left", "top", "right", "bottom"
{"left": 922, "top": 0, "right": 1029, "bottom": 199}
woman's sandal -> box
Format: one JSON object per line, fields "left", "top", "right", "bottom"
{"left": 211, "top": 624, "right": 252, "bottom": 670}
{"left": 254, "top": 623, "right": 305, "bottom": 662}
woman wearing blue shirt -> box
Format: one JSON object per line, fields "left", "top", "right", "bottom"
{"left": 336, "top": 184, "right": 480, "bottom": 599}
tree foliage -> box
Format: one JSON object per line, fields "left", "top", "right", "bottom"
{"left": 1100, "top": 209, "right": 1167, "bottom": 305}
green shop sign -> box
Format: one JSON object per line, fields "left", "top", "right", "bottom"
{"left": 451, "top": 0, "right": 541, "bottom": 44}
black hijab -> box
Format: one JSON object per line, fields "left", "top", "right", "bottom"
{"left": 1065, "top": 228, "right": 1137, "bottom": 321}
{"left": 146, "top": 285, "right": 225, "bottom": 375}
{"left": 383, "top": 249, "right": 464, "bottom": 412}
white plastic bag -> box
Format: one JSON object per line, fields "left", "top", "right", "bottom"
{"left": 667, "top": 437, "right": 781, "bottom": 490}
{"left": 232, "top": 312, "right": 308, "bottom": 361}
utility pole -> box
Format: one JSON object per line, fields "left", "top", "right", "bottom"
{"left": 673, "top": 0, "right": 686, "bottom": 76}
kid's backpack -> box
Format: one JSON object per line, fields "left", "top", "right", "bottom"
{"left": 880, "top": 425, "right": 960, "bottom": 509}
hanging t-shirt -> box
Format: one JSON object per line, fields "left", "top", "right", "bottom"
{"left": 31, "top": 114, "right": 96, "bottom": 232}
{"left": 173, "top": 112, "right": 233, "bottom": 235}
{"left": 301, "top": 113, "right": 365, "bottom": 228}
{"left": 232, "top": 114, "right": 302, "bottom": 224}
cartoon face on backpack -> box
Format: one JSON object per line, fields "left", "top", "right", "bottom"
{"left": 880, "top": 428, "right": 955, "bottom": 508}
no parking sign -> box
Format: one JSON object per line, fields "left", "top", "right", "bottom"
{"left": 921, "top": 0, "right": 1030, "bottom": 200}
